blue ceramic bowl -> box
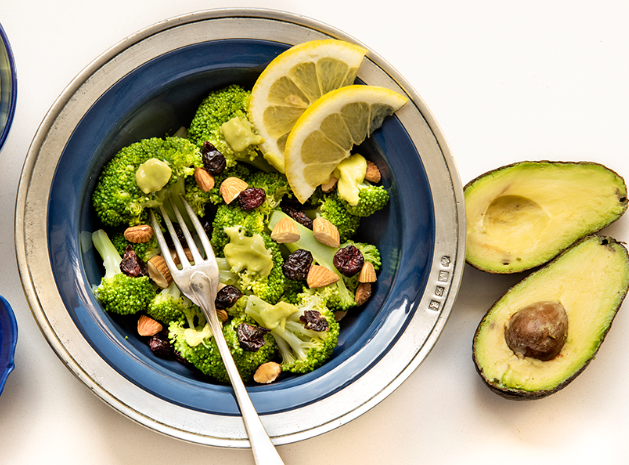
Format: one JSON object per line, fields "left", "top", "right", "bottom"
{"left": 0, "top": 296, "right": 17, "bottom": 395}
{"left": 18, "top": 9, "right": 464, "bottom": 446}
{"left": 0, "top": 22, "right": 17, "bottom": 151}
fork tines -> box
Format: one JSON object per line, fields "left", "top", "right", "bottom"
{"left": 150, "top": 195, "right": 215, "bottom": 270}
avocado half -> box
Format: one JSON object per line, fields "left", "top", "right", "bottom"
{"left": 465, "top": 161, "right": 627, "bottom": 273}
{"left": 473, "top": 235, "right": 629, "bottom": 399}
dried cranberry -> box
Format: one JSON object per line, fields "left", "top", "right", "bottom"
{"left": 283, "top": 249, "right": 313, "bottom": 281}
{"left": 238, "top": 187, "right": 266, "bottom": 211}
{"left": 215, "top": 285, "right": 242, "bottom": 309}
{"left": 237, "top": 323, "right": 270, "bottom": 352}
{"left": 201, "top": 141, "right": 227, "bottom": 175}
{"left": 149, "top": 333, "right": 173, "bottom": 357}
{"left": 333, "top": 245, "right": 364, "bottom": 277}
{"left": 120, "top": 245, "right": 149, "bottom": 277}
{"left": 164, "top": 222, "right": 188, "bottom": 249}
{"left": 281, "top": 198, "right": 313, "bottom": 229}
{"left": 300, "top": 310, "right": 329, "bottom": 332}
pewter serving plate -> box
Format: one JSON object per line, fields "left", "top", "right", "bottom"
{"left": 15, "top": 8, "right": 465, "bottom": 447}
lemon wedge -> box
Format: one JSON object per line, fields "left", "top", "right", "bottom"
{"left": 284, "top": 85, "right": 408, "bottom": 204}
{"left": 249, "top": 39, "right": 368, "bottom": 173}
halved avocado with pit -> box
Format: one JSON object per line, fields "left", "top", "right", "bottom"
{"left": 473, "top": 235, "right": 629, "bottom": 399}
{"left": 465, "top": 161, "right": 627, "bottom": 273}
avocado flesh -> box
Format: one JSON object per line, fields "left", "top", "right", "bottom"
{"left": 465, "top": 161, "right": 627, "bottom": 273}
{"left": 473, "top": 235, "right": 629, "bottom": 399}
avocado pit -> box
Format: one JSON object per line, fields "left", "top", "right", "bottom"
{"left": 505, "top": 301, "right": 568, "bottom": 361}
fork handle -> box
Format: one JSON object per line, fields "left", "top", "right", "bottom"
{"left": 189, "top": 272, "right": 285, "bottom": 465}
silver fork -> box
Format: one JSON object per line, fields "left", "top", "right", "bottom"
{"left": 150, "top": 195, "right": 285, "bottom": 465}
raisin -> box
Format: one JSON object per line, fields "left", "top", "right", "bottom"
{"left": 215, "top": 285, "right": 243, "bottom": 309}
{"left": 283, "top": 249, "right": 313, "bottom": 281}
{"left": 201, "top": 141, "right": 227, "bottom": 175}
{"left": 238, "top": 187, "right": 266, "bottom": 211}
{"left": 300, "top": 310, "right": 329, "bottom": 332}
{"left": 120, "top": 245, "right": 149, "bottom": 277}
{"left": 237, "top": 323, "right": 270, "bottom": 352}
{"left": 281, "top": 197, "right": 313, "bottom": 229}
{"left": 164, "top": 222, "right": 188, "bottom": 249}
{"left": 333, "top": 245, "right": 364, "bottom": 277}
{"left": 149, "top": 333, "right": 174, "bottom": 357}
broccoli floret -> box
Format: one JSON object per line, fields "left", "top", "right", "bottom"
{"left": 169, "top": 308, "right": 277, "bottom": 383}
{"left": 211, "top": 204, "right": 285, "bottom": 304}
{"left": 147, "top": 281, "right": 188, "bottom": 325}
{"left": 110, "top": 228, "right": 159, "bottom": 263}
{"left": 342, "top": 240, "right": 382, "bottom": 270}
{"left": 92, "top": 137, "right": 202, "bottom": 227}
{"left": 187, "top": 85, "right": 270, "bottom": 171}
{"left": 245, "top": 170, "right": 291, "bottom": 219}
{"left": 237, "top": 232, "right": 286, "bottom": 304}
{"left": 305, "top": 191, "right": 361, "bottom": 242}
{"left": 210, "top": 204, "right": 266, "bottom": 254}
{"left": 91, "top": 229, "right": 154, "bottom": 316}
{"left": 269, "top": 210, "right": 357, "bottom": 312}
{"left": 245, "top": 295, "right": 339, "bottom": 374}
{"left": 344, "top": 184, "right": 389, "bottom": 217}
{"left": 333, "top": 153, "right": 389, "bottom": 218}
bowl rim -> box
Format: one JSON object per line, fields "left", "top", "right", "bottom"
{"left": 0, "top": 21, "right": 18, "bottom": 151}
{"left": 15, "top": 7, "right": 466, "bottom": 446}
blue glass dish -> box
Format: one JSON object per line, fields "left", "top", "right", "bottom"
{"left": 47, "top": 39, "right": 434, "bottom": 416}
{"left": 0, "top": 295, "right": 17, "bottom": 395}
{"left": 0, "top": 21, "right": 17, "bottom": 151}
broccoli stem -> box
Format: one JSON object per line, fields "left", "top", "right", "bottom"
{"left": 92, "top": 229, "right": 122, "bottom": 279}
{"left": 269, "top": 210, "right": 342, "bottom": 279}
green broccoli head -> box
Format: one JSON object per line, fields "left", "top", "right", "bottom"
{"left": 187, "top": 85, "right": 266, "bottom": 169}
{"left": 236, "top": 232, "right": 286, "bottom": 305}
{"left": 314, "top": 191, "right": 361, "bottom": 243}
{"left": 342, "top": 240, "right": 382, "bottom": 270}
{"left": 110, "top": 228, "right": 159, "bottom": 263}
{"left": 147, "top": 281, "right": 188, "bottom": 325}
{"left": 91, "top": 229, "right": 155, "bottom": 315}
{"left": 92, "top": 137, "right": 202, "bottom": 227}
{"left": 245, "top": 170, "right": 291, "bottom": 218}
{"left": 244, "top": 295, "right": 339, "bottom": 374}
{"left": 344, "top": 184, "right": 389, "bottom": 217}
{"left": 210, "top": 203, "right": 266, "bottom": 254}
{"left": 169, "top": 310, "right": 277, "bottom": 383}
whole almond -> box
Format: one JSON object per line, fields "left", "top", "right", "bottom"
{"left": 253, "top": 361, "right": 282, "bottom": 384}
{"left": 217, "top": 309, "right": 229, "bottom": 323}
{"left": 147, "top": 255, "right": 172, "bottom": 288}
{"left": 124, "top": 225, "right": 154, "bottom": 243}
{"left": 358, "top": 262, "right": 377, "bottom": 283}
{"left": 307, "top": 265, "right": 340, "bottom": 288}
{"left": 321, "top": 175, "right": 338, "bottom": 193}
{"left": 194, "top": 167, "right": 215, "bottom": 192}
{"left": 137, "top": 315, "right": 163, "bottom": 337}
{"left": 313, "top": 217, "right": 340, "bottom": 248}
{"left": 271, "top": 217, "right": 300, "bottom": 243}
{"left": 220, "top": 177, "right": 248, "bottom": 204}
{"left": 355, "top": 282, "right": 372, "bottom": 306}
{"left": 364, "top": 161, "right": 382, "bottom": 183}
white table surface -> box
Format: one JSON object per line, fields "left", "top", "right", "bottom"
{"left": 2, "top": 1, "right": 629, "bottom": 464}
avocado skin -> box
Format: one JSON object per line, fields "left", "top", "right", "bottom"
{"left": 464, "top": 161, "right": 628, "bottom": 274}
{"left": 472, "top": 235, "right": 629, "bottom": 400}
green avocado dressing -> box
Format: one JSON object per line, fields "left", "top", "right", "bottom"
{"left": 334, "top": 153, "right": 367, "bottom": 206}
{"left": 221, "top": 117, "right": 264, "bottom": 152}
{"left": 135, "top": 158, "right": 172, "bottom": 194}
{"left": 223, "top": 227, "right": 273, "bottom": 278}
